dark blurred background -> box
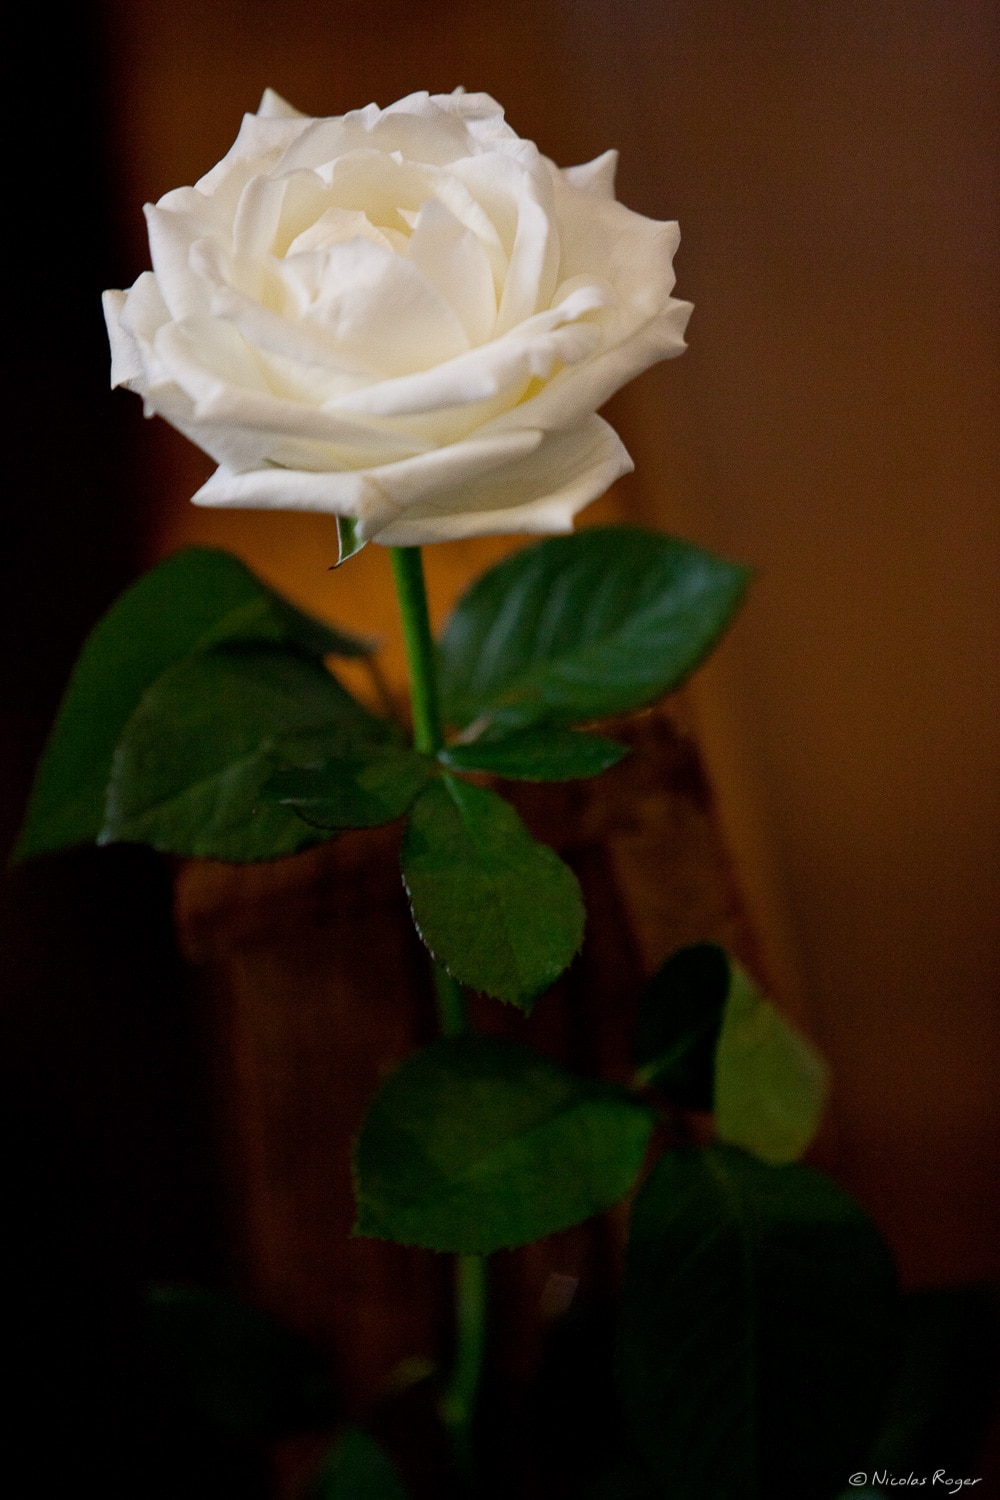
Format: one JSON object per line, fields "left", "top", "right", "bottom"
{"left": 3, "top": 0, "right": 998, "bottom": 1492}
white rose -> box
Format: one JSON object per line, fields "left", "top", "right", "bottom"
{"left": 104, "top": 88, "right": 692, "bottom": 548}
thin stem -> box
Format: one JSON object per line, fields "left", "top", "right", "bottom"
{"left": 440, "top": 1254, "right": 488, "bottom": 1484}
{"left": 389, "top": 546, "right": 444, "bottom": 755}
{"left": 434, "top": 962, "right": 469, "bottom": 1038}
{"left": 388, "top": 544, "right": 485, "bottom": 1489}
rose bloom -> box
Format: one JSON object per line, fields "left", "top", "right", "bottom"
{"left": 104, "top": 89, "right": 692, "bottom": 548}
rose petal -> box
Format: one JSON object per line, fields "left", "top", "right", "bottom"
{"left": 194, "top": 111, "right": 312, "bottom": 211}
{"left": 429, "top": 89, "right": 513, "bottom": 140}
{"left": 326, "top": 280, "right": 608, "bottom": 425}
{"left": 406, "top": 197, "right": 497, "bottom": 346}
{"left": 207, "top": 287, "right": 378, "bottom": 391}
{"left": 103, "top": 289, "right": 145, "bottom": 389}
{"left": 107, "top": 271, "right": 175, "bottom": 392}
{"left": 451, "top": 153, "right": 560, "bottom": 334}
{"left": 274, "top": 98, "right": 478, "bottom": 176}
{"left": 285, "top": 204, "right": 397, "bottom": 258}
{"left": 551, "top": 173, "right": 683, "bottom": 334}
{"left": 281, "top": 235, "right": 471, "bottom": 376}
{"left": 143, "top": 200, "right": 219, "bottom": 320}
{"left": 563, "top": 149, "right": 618, "bottom": 200}
{"left": 190, "top": 428, "right": 543, "bottom": 533}
{"left": 231, "top": 174, "right": 290, "bottom": 273}
{"left": 150, "top": 321, "right": 432, "bottom": 469}
{"left": 189, "top": 237, "right": 379, "bottom": 382}
{"left": 257, "top": 88, "right": 304, "bottom": 120}
{"left": 481, "top": 301, "right": 692, "bottom": 439}
{"left": 420, "top": 166, "right": 509, "bottom": 297}
{"left": 369, "top": 416, "right": 633, "bottom": 546}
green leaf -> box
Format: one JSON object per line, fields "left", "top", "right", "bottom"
{"left": 144, "top": 1284, "right": 336, "bottom": 1440}
{"left": 438, "top": 527, "right": 750, "bottom": 733}
{"left": 619, "top": 1145, "right": 898, "bottom": 1500}
{"left": 101, "top": 643, "right": 393, "bottom": 861}
{"left": 15, "top": 547, "right": 373, "bottom": 860}
{"left": 634, "top": 945, "right": 828, "bottom": 1162}
{"left": 634, "top": 943, "right": 731, "bottom": 1107}
{"left": 312, "top": 1428, "right": 409, "bottom": 1500}
{"left": 263, "top": 747, "right": 436, "bottom": 829}
{"left": 714, "top": 961, "right": 829, "bottom": 1164}
{"left": 439, "top": 726, "right": 629, "bottom": 781}
{"left": 400, "top": 776, "right": 585, "bottom": 1008}
{"left": 354, "top": 1036, "right": 655, "bottom": 1253}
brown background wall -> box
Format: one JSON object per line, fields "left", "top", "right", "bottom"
{"left": 95, "top": 0, "right": 999, "bottom": 1289}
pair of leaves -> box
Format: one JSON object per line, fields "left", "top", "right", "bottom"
{"left": 354, "top": 1035, "right": 655, "bottom": 1254}
{"left": 636, "top": 943, "right": 829, "bottom": 1163}
{"left": 618, "top": 1145, "right": 899, "bottom": 1500}
{"left": 15, "top": 548, "right": 381, "bottom": 863}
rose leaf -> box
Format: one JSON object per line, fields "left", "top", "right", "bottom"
{"left": 439, "top": 725, "right": 629, "bottom": 781}
{"left": 438, "top": 527, "right": 751, "bottom": 733}
{"left": 400, "top": 775, "right": 585, "bottom": 1008}
{"left": 312, "top": 1428, "right": 410, "bottom": 1500}
{"left": 618, "top": 1144, "right": 898, "bottom": 1500}
{"left": 14, "top": 546, "right": 374, "bottom": 861}
{"left": 144, "top": 1283, "right": 336, "bottom": 1440}
{"left": 634, "top": 944, "right": 828, "bottom": 1163}
{"left": 714, "top": 960, "right": 829, "bottom": 1164}
{"left": 633, "top": 942, "right": 732, "bottom": 1108}
{"left": 354, "top": 1036, "right": 655, "bottom": 1254}
{"left": 99, "top": 643, "right": 393, "bottom": 861}
{"left": 262, "top": 748, "right": 437, "bottom": 829}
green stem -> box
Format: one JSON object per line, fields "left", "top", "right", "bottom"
{"left": 389, "top": 547, "right": 445, "bottom": 756}
{"left": 440, "top": 1253, "right": 488, "bottom": 1482}
{"left": 389, "top": 544, "right": 485, "bottom": 1488}
{"left": 434, "top": 963, "right": 469, "bottom": 1038}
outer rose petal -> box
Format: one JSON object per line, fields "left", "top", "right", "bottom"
{"left": 103, "top": 289, "right": 145, "bottom": 389}
{"left": 368, "top": 416, "right": 634, "bottom": 546}
{"left": 190, "top": 428, "right": 545, "bottom": 530}
{"left": 189, "top": 416, "right": 632, "bottom": 547}
{"left": 563, "top": 150, "right": 618, "bottom": 199}
{"left": 257, "top": 88, "right": 304, "bottom": 120}
{"left": 481, "top": 300, "right": 693, "bottom": 439}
